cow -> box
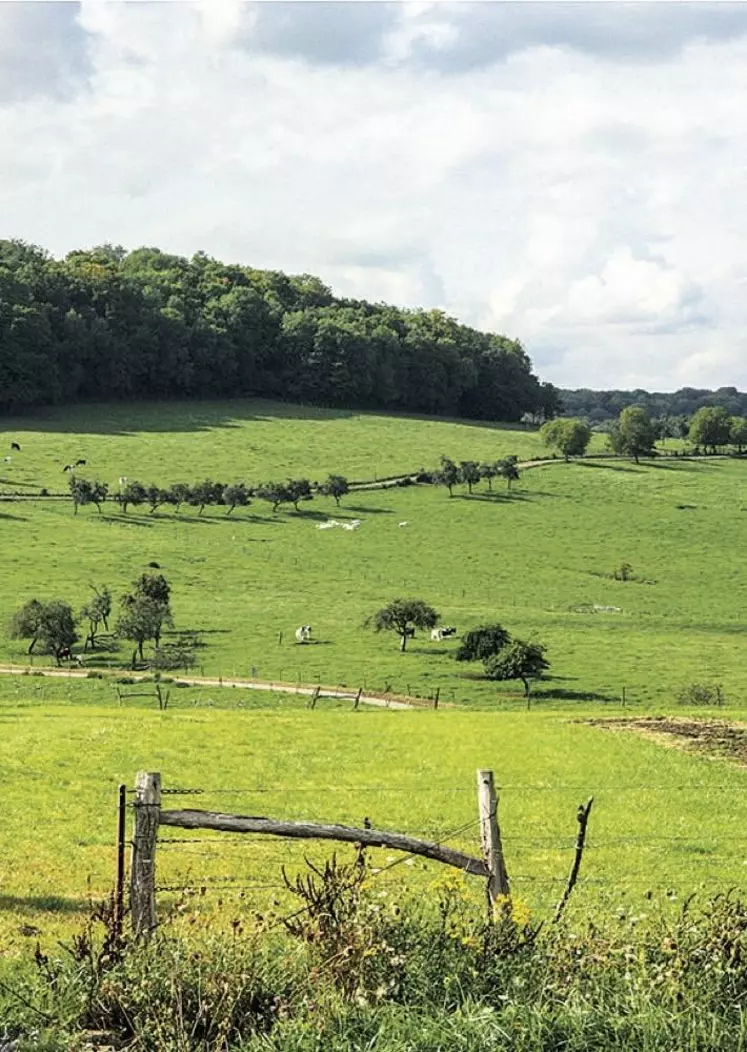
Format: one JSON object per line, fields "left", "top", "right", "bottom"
{"left": 63, "top": 464, "right": 73, "bottom": 472}
{"left": 118, "top": 477, "right": 128, "bottom": 486}
{"left": 295, "top": 625, "right": 312, "bottom": 643}
{"left": 3, "top": 456, "right": 10, "bottom": 464}
{"left": 398, "top": 521, "right": 408, "bottom": 527}
{"left": 10, "top": 442, "right": 20, "bottom": 452}
{"left": 430, "top": 626, "right": 457, "bottom": 642}
{"left": 75, "top": 459, "right": 86, "bottom": 467}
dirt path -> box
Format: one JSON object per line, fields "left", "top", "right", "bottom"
{"left": 0, "top": 663, "right": 427, "bottom": 710}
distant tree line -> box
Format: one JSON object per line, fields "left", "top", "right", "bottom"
{"left": 560, "top": 386, "right": 747, "bottom": 423}
{"left": 0, "top": 240, "right": 558, "bottom": 422}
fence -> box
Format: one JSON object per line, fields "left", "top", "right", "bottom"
{"left": 126, "top": 768, "right": 583, "bottom": 937}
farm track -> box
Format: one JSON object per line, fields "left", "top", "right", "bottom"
{"left": 0, "top": 663, "right": 431, "bottom": 710}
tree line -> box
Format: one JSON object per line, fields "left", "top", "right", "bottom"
{"left": 560, "top": 386, "right": 747, "bottom": 423}
{"left": 0, "top": 239, "right": 559, "bottom": 422}
{"left": 540, "top": 405, "right": 747, "bottom": 461}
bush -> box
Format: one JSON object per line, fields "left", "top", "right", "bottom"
{"left": 86, "top": 671, "right": 105, "bottom": 680}
{"left": 676, "top": 682, "right": 725, "bottom": 707}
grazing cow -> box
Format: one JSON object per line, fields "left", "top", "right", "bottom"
{"left": 10, "top": 442, "right": 20, "bottom": 452}
{"left": 58, "top": 646, "right": 72, "bottom": 661}
{"left": 75, "top": 459, "right": 86, "bottom": 467}
{"left": 118, "top": 476, "right": 128, "bottom": 486}
{"left": 63, "top": 464, "right": 73, "bottom": 472}
{"left": 430, "top": 626, "right": 457, "bottom": 642}
{"left": 3, "top": 456, "right": 10, "bottom": 464}
{"left": 398, "top": 521, "right": 408, "bottom": 527}
{"left": 295, "top": 625, "right": 312, "bottom": 643}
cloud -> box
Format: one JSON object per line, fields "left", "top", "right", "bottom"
{"left": 2, "top": 1, "right": 747, "bottom": 390}
{"left": 0, "top": 1, "right": 91, "bottom": 102}
{"left": 394, "top": 2, "right": 747, "bottom": 71}
{"left": 238, "top": 1, "right": 399, "bottom": 66}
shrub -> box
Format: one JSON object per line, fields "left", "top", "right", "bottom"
{"left": 676, "top": 682, "right": 725, "bottom": 707}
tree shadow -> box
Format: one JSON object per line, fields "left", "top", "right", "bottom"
{"left": 341, "top": 504, "right": 393, "bottom": 515}
{"left": 458, "top": 491, "right": 531, "bottom": 503}
{"left": 0, "top": 511, "right": 28, "bottom": 521}
{"left": 578, "top": 462, "right": 641, "bottom": 474}
{"left": 530, "top": 687, "right": 616, "bottom": 702}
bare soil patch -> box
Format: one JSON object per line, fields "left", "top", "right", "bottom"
{"left": 588, "top": 716, "right": 747, "bottom": 766}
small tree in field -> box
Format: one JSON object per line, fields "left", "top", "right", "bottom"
{"left": 318, "top": 474, "right": 350, "bottom": 507}
{"left": 455, "top": 623, "right": 511, "bottom": 663}
{"left": 256, "top": 481, "right": 291, "bottom": 512}
{"left": 436, "top": 456, "right": 459, "bottom": 497}
{"left": 497, "top": 456, "right": 520, "bottom": 489}
{"left": 222, "top": 483, "right": 250, "bottom": 514}
{"left": 166, "top": 483, "right": 191, "bottom": 513}
{"left": 459, "top": 460, "right": 481, "bottom": 494}
{"left": 607, "top": 406, "right": 656, "bottom": 463}
{"left": 287, "top": 478, "right": 313, "bottom": 511}
{"left": 367, "top": 598, "right": 439, "bottom": 652}
{"left": 80, "top": 585, "right": 112, "bottom": 650}
{"left": 189, "top": 479, "right": 224, "bottom": 514}
{"left": 540, "top": 419, "right": 591, "bottom": 461}
{"left": 480, "top": 462, "right": 497, "bottom": 491}
{"left": 69, "top": 476, "right": 108, "bottom": 515}
{"left": 117, "top": 595, "right": 173, "bottom": 666}
{"left": 10, "top": 599, "right": 77, "bottom": 665}
{"left": 9, "top": 599, "right": 45, "bottom": 654}
{"left": 484, "top": 640, "right": 549, "bottom": 696}
{"left": 145, "top": 484, "right": 169, "bottom": 515}
{"left": 118, "top": 480, "right": 147, "bottom": 514}
{"left": 689, "top": 406, "right": 732, "bottom": 453}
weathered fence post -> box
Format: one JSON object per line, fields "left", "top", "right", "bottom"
{"left": 476, "top": 769, "right": 510, "bottom": 913}
{"left": 130, "top": 771, "right": 161, "bottom": 937}
{"left": 113, "top": 784, "right": 126, "bottom": 941}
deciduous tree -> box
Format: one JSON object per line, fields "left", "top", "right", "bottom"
{"left": 455, "top": 623, "right": 511, "bottom": 662}
{"left": 608, "top": 406, "right": 657, "bottom": 463}
{"left": 367, "top": 598, "right": 439, "bottom": 652}
{"left": 317, "top": 474, "right": 350, "bottom": 506}
{"left": 484, "top": 639, "right": 549, "bottom": 696}
{"left": 540, "top": 419, "right": 591, "bottom": 460}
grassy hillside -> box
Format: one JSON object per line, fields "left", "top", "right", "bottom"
{"left": 0, "top": 439, "right": 744, "bottom": 709}
{"left": 3, "top": 687, "right": 747, "bottom": 951}
{"left": 0, "top": 398, "right": 602, "bottom": 492}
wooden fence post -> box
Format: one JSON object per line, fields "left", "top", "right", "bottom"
{"left": 130, "top": 771, "right": 161, "bottom": 937}
{"left": 113, "top": 784, "right": 126, "bottom": 941}
{"left": 476, "top": 769, "right": 510, "bottom": 913}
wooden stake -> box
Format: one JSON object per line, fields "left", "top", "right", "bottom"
{"left": 114, "top": 784, "right": 126, "bottom": 940}
{"left": 476, "top": 769, "right": 510, "bottom": 912}
{"left": 553, "top": 797, "right": 594, "bottom": 924}
{"left": 130, "top": 771, "right": 161, "bottom": 937}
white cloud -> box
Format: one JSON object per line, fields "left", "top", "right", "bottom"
{"left": 1, "top": 1, "right": 747, "bottom": 390}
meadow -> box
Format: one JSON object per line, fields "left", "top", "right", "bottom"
{"left": 3, "top": 675, "right": 747, "bottom": 956}
{"left": 2, "top": 399, "right": 747, "bottom": 965}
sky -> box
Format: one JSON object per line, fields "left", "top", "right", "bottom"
{"left": 1, "top": 1, "right": 746, "bottom": 391}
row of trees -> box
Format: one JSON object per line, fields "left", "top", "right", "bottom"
{"left": 70, "top": 474, "right": 351, "bottom": 515}
{"left": 367, "top": 600, "right": 548, "bottom": 695}
{"left": 0, "top": 240, "right": 557, "bottom": 422}
{"left": 435, "top": 456, "right": 520, "bottom": 497}
{"left": 540, "top": 405, "right": 747, "bottom": 461}
{"left": 9, "top": 574, "right": 178, "bottom": 667}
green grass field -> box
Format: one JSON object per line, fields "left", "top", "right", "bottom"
{"left": 2, "top": 399, "right": 747, "bottom": 964}
{"left": 3, "top": 678, "right": 747, "bottom": 954}
{"left": 0, "top": 398, "right": 588, "bottom": 493}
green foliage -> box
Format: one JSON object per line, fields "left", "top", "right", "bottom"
{"left": 79, "top": 585, "right": 111, "bottom": 650}
{"left": 317, "top": 474, "right": 350, "bottom": 506}
{"left": 367, "top": 598, "right": 439, "bottom": 652}
{"left": 117, "top": 480, "right": 147, "bottom": 514}
{"left": 675, "top": 682, "right": 725, "bottom": 707}
{"left": 479, "top": 461, "right": 497, "bottom": 489}
{"left": 689, "top": 406, "right": 733, "bottom": 452}
{"left": 484, "top": 639, "right": 549, "bottom": 695}
{"left": 497, "top": 455, "right": 520, "bottom": 488}
{"left": 455, "top": 623, "right": 511, "bottom": 662}
{"left": 731, "top": 417, "right": 747, "bottom": 453}
{"left": 458, "top": 460, "right": 481, "bottom": 494}
{"left": 614, "top": 561, "right": 635, "bottom": 581}
{"left": 256, "top": 480, "right": 291, "bottom": 512}
{"left": 9, "top": 599, "right": 77, "bottom": 665}
{"left": 287, "top": 478, "right": 313, "bottom": 511}
{"left": 116, "top": 575, "right": 173, "bottom": 665}
{"left": 608, "top": 406, "right": 657, "bottom": 462}
{"left": 188, "top": 479, "right": 224, "bottom": 514}
{"left": 561, "top": 386, "right": 747, "bottom": 421}
{"left": 0, "top": 239, "right": 547, "bottom": 422}
{"left": 68, "top": 476, "right": 108, "bottom": 515}
{"left": 437, "top": 456, "right": 459, "bottom": 496}
{"left": 221, "top": 482, "right": 250, "bottom": 514}
{"left": 540, "top": 418, "right": 591, "bottom": 460}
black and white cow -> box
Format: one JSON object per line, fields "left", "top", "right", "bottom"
{"left": 295, "top": 625, "right": 312, "bottom": 643}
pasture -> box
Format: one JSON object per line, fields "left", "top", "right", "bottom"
{"left": 3, "top": 681, "right": 747, "bottom": 954}
{"left": 0, "top": 400, "right": 743, "bottom": 709}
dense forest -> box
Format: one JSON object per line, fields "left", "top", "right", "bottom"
{"left": 561, "top": 386, "right": 747, "bottom": 422}
{"left": 0, "top": 240, "right": 559, "bottom": 421}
